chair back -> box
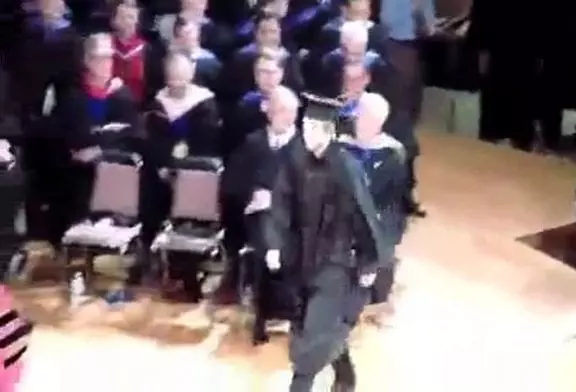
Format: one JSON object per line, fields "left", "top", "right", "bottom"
{"left": 171, "top": 157, "right": 222, "bottom": 222}
{"left": 90, "top": 158, "right": 141, "bottom": 217}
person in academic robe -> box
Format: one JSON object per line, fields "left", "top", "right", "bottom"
{"left": 313, "top": 0, "right": 388, "bottom": 57}
{"left": 137, "top": 52, "right": 221, "bottom": 284}
{"left": 154, "top": 0, "right": 232, "bottom": 58}
{"left": 52, "top": 32, "right": 140, "bottom": 232}
{"left": 111, "top": 1, "right": 165, "bottom": 107}
{"left": 338, "top": 92, "right": 408, "bottom": 328}
{"left": 171, "top": 16, "right": 222, "bottom": 93}
{"left": 307, "top": 20, "right": 388, "bottom": 98}
{"left": 215, "top": 85, "right": 298, "bottom": 309}
{"left": 207, "top": 0, "right": 253, "bottom": 27}
{"left": 234, "top": 0, "right": 336, "bottom": 50}
{"left": 467, "top": 0, "right": 542, "bottom": 151}
{"left": 341, "top": 62, "right": 423, "bottom": 216}
{"left": 16, "top": 0, "right": 83, "bottom": 246}
{"left": 224, "top": 48, "right": 286, "bottom": 158}
{"left": 264, "top": 95, "right": 391, "bottom": 391}
{"left": 221, "top": 11, "right": 304, "bottom": 105}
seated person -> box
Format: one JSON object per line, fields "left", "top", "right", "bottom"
{"left": 226, "top": 48, "right": 286, "bottom": 157}
{"left": 221, "top": 11, "right": 303, "bottom": 104}
{"left": 171, "top": 17, "right": 222, "bottom": 93}
{"left": 307, "top": 20, "right": 389, "bottom": 97}
{"left": 216, "top": 85, "right": 298, "bottom": 307}
{"left": 154, "top": 0, "right": 231, "bottom": 58}
{"left": 111, "top": 1, "right": 165, "bottom": 107}
{"left": 51, "top": 32, "right": 140, "bottom": 237}
{"left": 145, "top": 52, "right": 221, "bottom": 161}
{"left": 137, "top": 52, "right": 220, "bottom": 287}
{"left": 234, "top": 0, "right": 335, "bottom": 50}
{"left": 314, "top": 0, "right": 388, "bottom": 56}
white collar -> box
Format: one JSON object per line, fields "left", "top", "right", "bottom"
{"left": 155, "top": 84, "right": 214, "bottom": 122}
{"left": 267, "top": 125, "right": 296, "bottom": 150}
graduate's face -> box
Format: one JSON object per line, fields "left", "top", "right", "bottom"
{"left": 254, "top": 59, "right": 283, "bottom": 93}
{"left": 175, "top": 23, "right": 200, "bottom": 49}
{"left": 256, "top": 18, "right": 281, "bottom": 47}
{"left": 345, "top": 0, "right": 371, "bottom": 21}
{"left": 165, "top": 58, "right": 194, "bottom": 95}
{"left": 113, "top": 5, "right": 139, "bottom": 35}
{"left": 39, "top": 0, "right": 65, "bottom": 19}
{"left": 302, "top": 119, "right": 334, "bottom": 155}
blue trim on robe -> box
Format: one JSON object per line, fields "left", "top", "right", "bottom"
{"left": 170, "top": 115, "right": 189, "bottom": 139}
{"left": 240, "top": 90, "right": 264, "bottom": 106}
{"left": 326, "top": 48, "right": 385, "bottom": 68}
{"left": 86, "top": 97, "right": 107, "bottom": 126}
{"left": 339, "top": 99, "right": 359, "bottom": 120}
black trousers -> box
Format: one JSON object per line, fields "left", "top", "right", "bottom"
{"left": 479, "top": 50, "right": 539, "bottom": 150}
{"left": 289, "top": 266, "right": 369, "bottom": 392}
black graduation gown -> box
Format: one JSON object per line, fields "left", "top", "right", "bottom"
{"left": 189, "top": 48, "right": 223, "bottom": 94}
{"left": 221, "top": 129, "right": 298, "bottom": 325}
{"left": 144, "top": 86, "right": 222, "bottom": 169}
{"left": 15, "top": 22, "right": 82, "bottom": 129}
{"left": 313, "top": 18, "right": 389, "bottom": 58}
{"left": 340, "top": 135, "right": 408, "bottom": 303}
{"left": 139, "top": 86, "right": 221, "bottom": 245}
{"left": 224, "top": 89, "right": 267, "bottom": 157}
{"left": 220, "top": 44, "right": 304, "bottom": 103}
{"left": 45, "top": 79, "right": 140, "bottom": 227}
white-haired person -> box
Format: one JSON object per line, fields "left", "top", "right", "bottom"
{"left": 309, "top": 19, "right": 388, "bottom": 97}
{"left": 220, "top": 85, "right": 299, "bottom": 336}
{"left": 338, "top": 91, "right": 408, "bottom": 328}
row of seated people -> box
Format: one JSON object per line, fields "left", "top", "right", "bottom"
{"left": 0, "top": 0, "right": 411, "bottom": 333}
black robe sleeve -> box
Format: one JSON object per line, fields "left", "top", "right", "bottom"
{"left": 143, "top": 106, "right": 172, "bottom": 169}
{"left": 56, "top": 90, "right": 96, "bottom": 151}
{"left": 186, "top": 97, "right": 222, "bottom": 157}
{"left": 264, "top": 156, "right": 295, "bottom": 254}
{"left": 105, "top": 88, "right": 142, "bottom": 152}
{"left": 282, "top": 53, "right": 305, "bottom": 94}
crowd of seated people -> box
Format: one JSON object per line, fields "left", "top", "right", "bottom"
{"left": 0, "top": 0, "right": 431, "bottom": 325}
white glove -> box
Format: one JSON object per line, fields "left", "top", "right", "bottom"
{"left": 158, "top": 167, "right": 171, "bottom": 180}
{"left": 244, "top": 189, "right": 272, "bottom": 215}
{"left": 73, "top": 146, "right": 102, "bottom": 163}
{"left": 101, "top": 123, "right": 130, "bottom": 132}
{"left": 359, "top": 272, "right": 377, "bottom": 288}
{"left": 172, "top": 141, "right": 189, "bottom": 159}
{"left": 265, "top": 249, "right": 281, "bottom": 271}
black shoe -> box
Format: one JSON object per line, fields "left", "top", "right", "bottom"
{"left": 404, "top": 200, "right": 427, "bottom": 218}
{"left": 332, "top": 350, "right": 356, "bottom": 390}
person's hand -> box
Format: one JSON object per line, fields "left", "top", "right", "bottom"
{"left": 265, "top": 249, "right": 281, "bottom": 271}
{"left": 359, "top": 272, "right": 377, "bottom": 288}
{"left": 158, "top": 167, "right": 170, "bottom": 180}
{"left": 244, "top": 189, "right": 272, "bottom": 215}
{"left": 172, "top": 142, "right": 189, "bottom": 159}
{"left": 73, "top": 146, "right": 102, "bottom": 163}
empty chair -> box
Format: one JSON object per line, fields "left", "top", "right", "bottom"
{"left": 150, "top": 155, "right": 225, "bottom": 300}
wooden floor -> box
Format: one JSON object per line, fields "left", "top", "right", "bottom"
{"left": 12, "top": 130, "right": 576, "bottom": 392}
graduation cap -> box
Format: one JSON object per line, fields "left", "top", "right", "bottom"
{"left": 301, "top": 92, "right": 349, "bottom": 137}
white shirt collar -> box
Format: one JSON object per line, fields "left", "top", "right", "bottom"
{"left": 267, "top": 125, "right": 296, "bottom": 150}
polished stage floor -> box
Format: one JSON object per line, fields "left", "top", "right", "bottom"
{"left": 12, "top": 130, "right": 576, "bottom": 392}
